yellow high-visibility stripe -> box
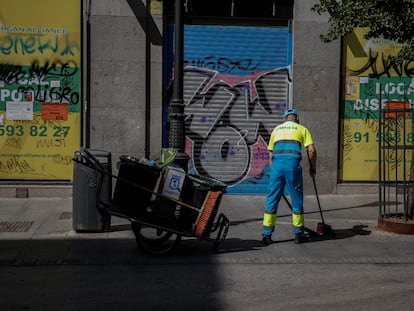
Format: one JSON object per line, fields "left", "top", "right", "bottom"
{"left": 263, "top": 213, "right": 277, "bottom": 227}
{"left": 292, "top": 213, "right": 304, "bottom": 228}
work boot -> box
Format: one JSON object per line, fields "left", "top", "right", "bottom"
{"left": 262, "top": 235, "right": 273, "bottom": 246}
{"left": 294, "top": 233, "right": 309, "bottom": 244}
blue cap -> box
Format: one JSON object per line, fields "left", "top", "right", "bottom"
{"left": 284, "top": 108, "right": 298, "bottom": 117}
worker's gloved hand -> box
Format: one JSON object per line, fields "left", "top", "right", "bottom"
{"left": 309, "top": 167, "right": 316, "bottom": 178}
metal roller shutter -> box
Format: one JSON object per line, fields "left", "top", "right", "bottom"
{"left": 165, "top": 24, "right": 292, "bottom": 194}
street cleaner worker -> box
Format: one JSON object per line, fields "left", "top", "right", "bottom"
{"left": 261, "top": 108, "right": 317, "bottom": 245}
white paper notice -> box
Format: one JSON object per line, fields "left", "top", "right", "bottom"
{"left": 6, "top": 101, "right": 33, "bottom": 120}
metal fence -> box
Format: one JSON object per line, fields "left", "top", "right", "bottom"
{"left": 378, "top": 83, "right": 414, "bottom": 232}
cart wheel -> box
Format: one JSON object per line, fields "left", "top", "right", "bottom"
{"left": 132, "top": 215, "right": 181, "bottom": 255}
{"left": 132, "top": 221, "right": 174, "bottom": 244}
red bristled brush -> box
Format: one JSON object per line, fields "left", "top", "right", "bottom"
{"left": 194, "top": 191, "right": 221, "bottom": 238}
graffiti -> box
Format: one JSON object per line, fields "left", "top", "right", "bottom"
{"left": 252, "top": 147, "right": 268, "bottom": 161}
{"left": 341, "top": 124, "right": 354, "bottom": 162}
{"left": 349, "top": 49, "right": 414, "bottom": 78}
{"left": 0, "top": 60, "right": 80, "bottom": 105}
{"left": 5, "top": 137, "right": 23, "bottom": 149}
{"left": 0, "top": 154, "right": 71, "bottom": 175}
{"left": 0, "top": 33, "right": 80, "bottom": 57}
{"left": 0, "top": 1, "right": 81, "bottom": 181}
{"left": 180, "top": 66, "right": 290, "bottom": 186}
{"left": 16, "top": 85, "right": 79, "bottom": 105}
{"left": 50, "top": 154, "right": 72, "bottom": 165}
{"left": 0, "top": 157, "right": 35, "bottom": 174}
{"left": 341, "top": 29, "right": 414, "bottom": 181}
{"left": 30, "top": 60, "right": 78, "bottom": 79}
{"left": 382, "top": 147, "right": 406, "bottom": 171}
{"left": 36, "top": 138, "right": 66, "bottom": 148}
{"left": 184, "top": 56, "right": 257, "bottom": 73}
{"left": 0, "top": 64, "right": 26, "bottom": 84}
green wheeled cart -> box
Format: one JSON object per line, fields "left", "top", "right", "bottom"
{"left": 73, "top": 148, "right": 229, "bottom": 255}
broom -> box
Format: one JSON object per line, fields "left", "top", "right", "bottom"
{"left": 194, "top": 191, "right": 222, "bottom": 239}
{"left": 311, "top": 175, "right": 335, "bottom": 236}
{"left": 307, "top": 149, "right": 335, "bottom": 236}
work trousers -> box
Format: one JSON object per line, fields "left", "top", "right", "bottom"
{"left": 262, "top": 157, "right": 305, "bottom": 236}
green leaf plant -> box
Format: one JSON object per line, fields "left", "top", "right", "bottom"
{"left": 312, "top": 0, "right": 414, "bottom": 65}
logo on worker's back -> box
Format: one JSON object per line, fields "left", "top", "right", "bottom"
{"left": 161, "top": 166, "right": 186, "bottom": 200}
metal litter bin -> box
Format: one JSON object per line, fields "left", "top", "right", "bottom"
{"left": 72, "top": 149, "right": 112, "bottom": 232}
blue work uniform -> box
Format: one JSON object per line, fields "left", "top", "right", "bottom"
{"left": 262, "top": 120, "right": 314, "bottom": 237}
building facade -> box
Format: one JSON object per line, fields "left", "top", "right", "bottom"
{"left": 0, "top": 0, "right": 358, "bottom": 196}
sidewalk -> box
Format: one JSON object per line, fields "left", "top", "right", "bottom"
{"left": 1, "top": 194, "right": 414, "bottom": 264}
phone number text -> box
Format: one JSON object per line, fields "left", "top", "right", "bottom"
{"left": 0, "top": 125, "right": 70, "bottom": 137}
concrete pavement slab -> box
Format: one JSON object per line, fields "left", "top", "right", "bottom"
{"left": 1, "top": 194, "right": 414, "bottom": 265}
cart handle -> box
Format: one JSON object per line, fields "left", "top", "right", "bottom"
{"left": 73, "top": 153, "right": 202, "bottom": 213}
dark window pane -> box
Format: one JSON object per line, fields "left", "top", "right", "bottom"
{"left": 165, "top": 0, "right": 294, "bottom": 19}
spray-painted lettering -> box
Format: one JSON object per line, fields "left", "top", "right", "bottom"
{"left": 0, "top": 33, "right": 80, "bottom": 57}
{"left": 180, "top": 66, "right": 290, "bottom": 186}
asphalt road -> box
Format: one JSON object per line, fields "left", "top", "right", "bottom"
{"left": 2, "top": 194, "right": 414, "bottom": 310}
{"left": 2, "top": 256, "right": 414, "bottom": 310}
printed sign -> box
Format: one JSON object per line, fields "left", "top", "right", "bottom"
{"left": 6, "top": 102, "right": 33, "bottom": 120}
{"left": 340, "top": 28, "right": 414, "bottom": 181}
{"left": 0, "top": 0, "right": 81, "bottom": 180}
{"left": 42, "top": 103, "right": 68, "bottom": 121}
{"left": 161, "top": 166, "right": 186, "bottom": 200}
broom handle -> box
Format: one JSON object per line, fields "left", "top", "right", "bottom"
{"left": 307, "top": 149, "right": 325, "bottom": 223}
{"left": 311, "top": 175, "right": 325, "bottom": 223}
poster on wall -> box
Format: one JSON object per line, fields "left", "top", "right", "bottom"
{"left": 340, "top": 28, "right": 413, "bottom": 181}
{"left": 0, "top": 0, "right": 81, "bottom": 180}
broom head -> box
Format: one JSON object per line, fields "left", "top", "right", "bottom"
{"left": 194, "top": 191, "right": 221, "bottom": 239}
{"left": 316, "top": 222, "right": 336, "bottom": 237}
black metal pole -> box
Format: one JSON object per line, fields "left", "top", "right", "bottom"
{"left": 145, "top": 0, "right": 151, "bottom": 159}
{"left": 169, "top": 0, "right": 189, "bottom": 171}
{"left": 173, "top": 0, "right": 183, "bottom": 101}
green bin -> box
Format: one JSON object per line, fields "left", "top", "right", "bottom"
{"left": 179, "top": 174, "right": 227, "bottom": 232}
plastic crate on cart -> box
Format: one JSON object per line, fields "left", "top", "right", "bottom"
{"left": 181, "top": 174, "right": 227, "bottom": 238}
